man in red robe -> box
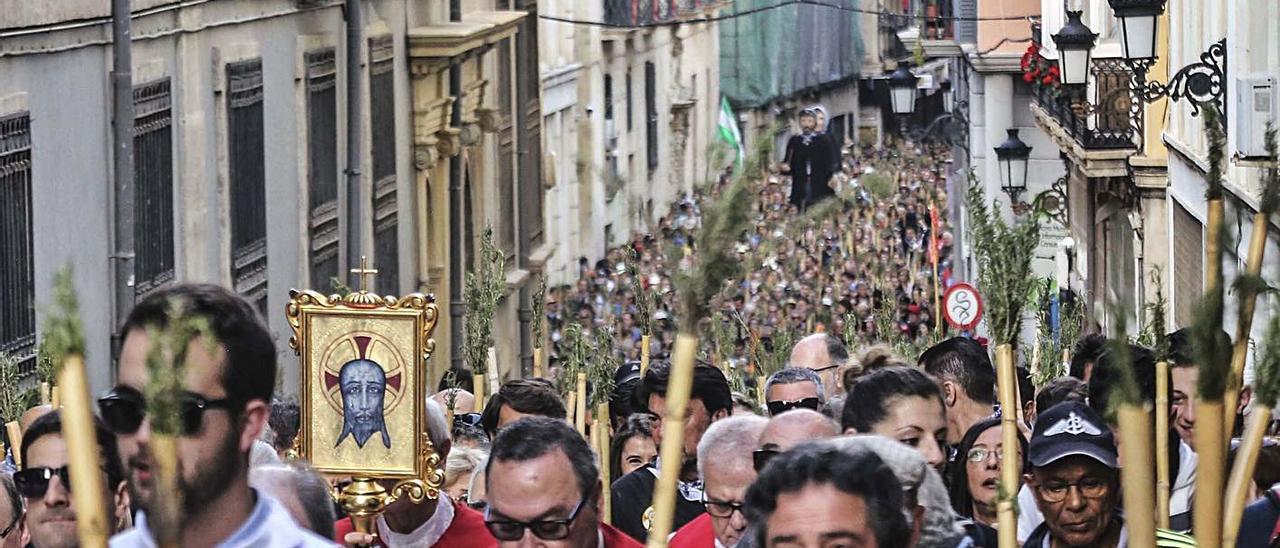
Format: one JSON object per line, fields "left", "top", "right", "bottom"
{"left": 485, "top": 417, "right": 641, "bottom": 547}
{"left": 334, "top": 400, "right": 496, "bottom": 547}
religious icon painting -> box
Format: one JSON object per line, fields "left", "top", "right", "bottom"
{"left": 286, "top": 287, "right": 439, "bottom": 480}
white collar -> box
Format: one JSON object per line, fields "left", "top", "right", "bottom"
{"left": 376, "top": 493, "right": 455, "bottom": 547}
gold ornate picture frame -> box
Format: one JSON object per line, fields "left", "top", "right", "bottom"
{"left": 286, "top": 287, "right": 440, "bottom": 481}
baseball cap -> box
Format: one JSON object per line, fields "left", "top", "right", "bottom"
{"left": 614, "top": 361, "right": 642, "bottom": 386}
{"left": 1028, "top": 401, "right": 1117, "bottom": 469}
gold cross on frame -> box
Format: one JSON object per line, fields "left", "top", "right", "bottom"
{"left": 350, "top": 256, "right": 378, "bottom": 292}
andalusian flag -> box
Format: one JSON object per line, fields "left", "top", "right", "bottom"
{"left": 717, "top": 96, "right": 744, "bottom": 168}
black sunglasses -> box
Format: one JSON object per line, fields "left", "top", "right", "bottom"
{"left": 766, "top": 397, "right": 822, "bottom": 416}
{"left": 14, "top": 466, "right": 71, "bottom": 499}
{"left": 98, "top": 386, "right": 236, "bottom": 436}
{"left": 484, "top": 495, "right": 589, "bottom": 541}
{"left": 453, "top": 412, "right": 483, "bottom": 429}
{"left": 753, "top": 448, "right": 780, "bottom": 473}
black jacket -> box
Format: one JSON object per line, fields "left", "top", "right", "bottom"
{"left": 610, "top": 464, "right": 705, "bottom": 542}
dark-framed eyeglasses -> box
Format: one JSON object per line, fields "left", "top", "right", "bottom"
{"left": 753, "top": 448, "right": 780, "bottom": 472}
{"left": 0, "top": 507, "right": 20, "bottom": 539}
{"left": 484, "top": 495, "right": 589, "bottom": 541}
{"left": 98, "top": 385, "right": 236, "bottom": 437}
{"left": 702, "top": 497, "right": 746, "bottom": 519}
{"left": 766, "top": 397, "right": 822, "bottom": 416}
{"left": 14, "top": 466, "right": 72, "bottom": 499}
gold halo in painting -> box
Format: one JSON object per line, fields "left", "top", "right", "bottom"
{"left": 319, "top": 331, "right": 407, "bottom": 415}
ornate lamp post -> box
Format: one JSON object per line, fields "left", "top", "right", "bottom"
{"left": 995, "top": 128, "right": 1032, "bottom": 207}
{"left": 1052, "top": 11, "right": 1098, "bottom": 87}
{"left": 888, "top": 61, "right": 919, "bottom": 116}
{"left": 1109, "top": 0, "right": 1164, "bottom": 61}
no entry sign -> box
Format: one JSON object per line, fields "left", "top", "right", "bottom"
{"left": 942, "top": 283, "right": 983, "bottom": 331}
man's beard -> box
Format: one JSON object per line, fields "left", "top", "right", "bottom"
{"left": 182, "top": 425, "right": 242, "bottom": 516}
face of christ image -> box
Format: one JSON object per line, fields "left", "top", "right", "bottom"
{"left": 335, "top": 359, "right": 391, "bottom": 449}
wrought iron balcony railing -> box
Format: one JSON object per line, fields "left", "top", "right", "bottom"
{"left": 1033, "top": 56, "right": 1140, "bottom": 150}
{"left": 603, "top": 0, "right": 713, "bottom": 27}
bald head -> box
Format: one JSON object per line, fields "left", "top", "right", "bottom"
{"left": 758, "top": 409, "right": 839, "bottom": 452}
{"left": 19, "top": 405, "right": 53, "bottom": 433}
{"left": 697, "top": 415, "right": 769, "bottom": 478}
{"left": 431, "top": 388, "right": 476, "bottom": 415}
{"left": 788, "top": 334, "right": 848, "bottom": 399}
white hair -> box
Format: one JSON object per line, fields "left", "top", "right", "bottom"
{"left": 445, "top": 446, "right": 488, "bottom": 486}
{"left": 696, "top": 415, "right": 768, "bottom": 480}
{"left": 424, "top": 398, "right": 451, "bottom": 454}
{"left": 829, "top": 435, "right": 966, "bottom": 548}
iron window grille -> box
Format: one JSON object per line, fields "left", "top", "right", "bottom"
{"left": 0, "top": 112, "right": 35, "bottom": 377}
{"left": 306, "top": 48, "right": 340, "bottom": 292}
{"left": 227, "top": 58, "right": 268, "bottom": 314}
{"left": 133, "top": 79, "right": 176, "bottom": 296}
{"left": 645, "top": 61, "right": 658, "bottom": 173}
{"left": 369, "top": 36, "right": 399, "bottom": 295}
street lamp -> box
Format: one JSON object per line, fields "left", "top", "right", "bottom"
{"left": 1052, "top": 11, "right": 1098, "bottom": 87}
{"left": 888, "top": 61, "right": 919, "bottom": 115}
{"left": 1108, "top": 0, "right": 1165, "bottom": 61}
{"left": 940, "top": 79, "right": 954, "bottom": 114}
{"left": 994, "top": 129, "right": 1032, "bottom": 204}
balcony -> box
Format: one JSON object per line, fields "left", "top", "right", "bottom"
{"left": 1031, "top": 57, "right": 1140, "bottom": 151}
{"left": 603, "top": 0, "right": 722, "bottom": 27}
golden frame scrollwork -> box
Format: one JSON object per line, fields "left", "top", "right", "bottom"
{"left": 285, "top": 288, "right": 441, "bottom": 485}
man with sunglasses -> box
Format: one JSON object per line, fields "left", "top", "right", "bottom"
{"left": 17, "top": 412, "right": 130, "bottom": 548}
{"left": 787, "top": 333, "right": 849, "bottom": 400}
{"left": 485, "top": 417, "right": 640, "bottom": 547}
{"left": 669, "top": 415, "right": 766, "bottom": 548}
{"left": 763, "top": 367, "right": 824, "bottom": 417}
{"left": 0, "top": 474, "right": 28, "bottom": 548}
{"left": 1022, "top": 402, "right": 1124, "bottom": 548}
{"left": 106, "top": 284, "right": 331, "bottom": 547}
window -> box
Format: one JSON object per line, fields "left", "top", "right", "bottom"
{"left": 0, "top": 112, "right": 35, "bottom": 376}
{"left": 305, "top": 49, "right": 340, "bottom": 292}
{"left": 604, "top": 74, "right": 614, "bottom": 121}
{"left": 498, "top": 40, "right": 516, "bottom": 259}
{"left": 626, "top": 70, "right": 633, "bottom": 131}
{"left": 645, "top": 61, "right": 658, "bottom": 173}
{"left": 134, "top": 79, "right": 175, "bottom": 296}
{"left": 369, "top": 36, "right": 399, "bottom": 295}
{"left": 226, "top": 59, "right": 268, "bottom": 315}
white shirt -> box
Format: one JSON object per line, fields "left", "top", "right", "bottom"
{"left": 110, "top": 490, "right": 332, "bottom": 548}
{"left": 376, "top": 493, "right": 456, "bottom": 547}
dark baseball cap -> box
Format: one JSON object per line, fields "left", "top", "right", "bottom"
{"left": 1028, "top": 401, "right": 1117, "bottom": 469}
{"left": 614, "top": 361, "right": 642, "bottom": 386}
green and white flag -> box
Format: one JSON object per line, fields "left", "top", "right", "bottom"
{"left": 717, "top": 96, "right": 744, "bottom": 168}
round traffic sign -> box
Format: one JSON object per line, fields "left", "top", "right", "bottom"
{"left": 942, "top": 283, "right": 983, "bottom": 331}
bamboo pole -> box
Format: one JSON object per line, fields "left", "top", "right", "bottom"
{"left": 1223, "top": 407, "right": 1271, "bottom": 545}
{"left": 639, "top": 334, "right": 651, "bottom": 375}
{"left": 647, "top": 333, "right": 699, "bottom": 547}
{"left": 1117, "top": 405, "right": 1156, "bottom": 547}
{"left": 1156, "top": 360, "right": 1171, "bottom": 528}
{"left": 597, "top": 401, "right": 613, "bottom": 525}
{"left": 4, "top": 421, "right": 21, "bottom": 468}
{"left": 532, "top": 347, "right": 544, "bottom": 378}
{"left": 51, "top": 386, "right": 60, "bottom": 408}
{"left": 1195, "top": 400, "right": 1226, "bottom": 548}
{"left": 40, "top": 381, "right": 50, "bottom": 405}
{"left": 151, "top": 435, "right": 182, "bottom": 547}
{"left": 1224, "top": 213, "right": 1269, "bottom": 443}
{"left": 473, "top": 375, "right": 486, "bottom": 412}
{"left": 995, "top": 344, "right": 1019, "bottom": 548}
{"left": 58, "top": 355, "right": 109, "bottom": 547}
{"left": 1195, "top": 197, "right": 1226, "bottom": 548}
{"left": 486, "top": 347, "right": 500, "bottom": 397}
{"left": 575, "top": 372, "right": 587, "bottom": 435}
{"left": 756, "top": 375, "right": 766, "bottom": 407}
{"left": 565, "top": 390, "right": 577, "bottom": 431}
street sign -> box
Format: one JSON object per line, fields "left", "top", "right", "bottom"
{"left": 942, "top": 283, "right": 983, "bottom": 331}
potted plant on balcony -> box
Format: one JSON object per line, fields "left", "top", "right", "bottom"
{"left": 1021, "top": 43, "right": 1063, "bottom": 99}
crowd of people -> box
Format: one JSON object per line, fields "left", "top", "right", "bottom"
{"left": 546, "top": 110, "right": 958, "bottom": 394}
{"left": 2, "top": 121, "right": 1280, "bottom": 548}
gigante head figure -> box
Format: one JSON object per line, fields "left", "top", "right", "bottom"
{"left": 335, "top": 358, "right": 391, "bottom": 449}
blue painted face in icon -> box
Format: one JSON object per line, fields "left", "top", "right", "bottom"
{"left": 335, "top": 359, "right": 391, "bottom": 449}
